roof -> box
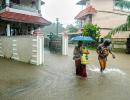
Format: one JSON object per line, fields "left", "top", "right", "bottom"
{"left": 75, "top": 6, "right": 97, "bottom": 19}
{"left": 0, "top": 11, "right": 51, "bottom": 26}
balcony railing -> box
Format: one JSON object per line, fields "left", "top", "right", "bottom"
{"left": 10, "top": 3, "right": 38, "bottom": 13}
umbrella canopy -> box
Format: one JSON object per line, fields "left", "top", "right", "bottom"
{"left": 71, "top": 36, "right": 94, "bottom": 42}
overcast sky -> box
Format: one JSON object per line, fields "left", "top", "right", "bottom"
{"left": 41, "top": 0, "right": 82, "bottom": 26}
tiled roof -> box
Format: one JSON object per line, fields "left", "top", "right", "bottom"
{"left": 75, "top": 6, "right": 96, "bottom": 19}
{"left": 0, "top": 11, "right": 51, "bottom": 25}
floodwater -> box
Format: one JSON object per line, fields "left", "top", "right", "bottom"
{"left": 0, "top": 46, "right": 130, "bottom": 100}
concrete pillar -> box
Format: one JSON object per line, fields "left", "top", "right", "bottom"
{"left": 11, "top": 39, "right": 19, "bottom": 61}
{"left": 6, "top": 24, "right": 11, "bottom": 36}
{"left": 62, "top": 32, "right": 68, "bottom": 56}
{"left": 38, "top": 0, "right": 41, "bottom": 13}
{"left": 6, "top": 0, "right": 10, "bottom": 6}
{"left": 31, "top": 34, "right": 44, "bottom": 65}
{"left": 0, "top": 39, "right": 4, "bottom": 57}
{"left": 37, "top": 35, "right": 44, "bottom": 65}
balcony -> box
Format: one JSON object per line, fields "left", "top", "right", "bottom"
{"left": 10, "top": 3, "right": 38, "bottom": 13}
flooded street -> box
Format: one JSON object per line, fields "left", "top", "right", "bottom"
{"left": 0, "top": 46, "right": 130, "bottom": 100}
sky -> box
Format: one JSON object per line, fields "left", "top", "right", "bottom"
{"left": 41, "top": 0, "right": 82, "bottom": 27}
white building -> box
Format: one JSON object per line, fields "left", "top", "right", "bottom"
{"left": 0, "top": 0, "right": 50, "bottom": 65}
{"left": 75, "top": 0, "right": 129, "bottom": 38}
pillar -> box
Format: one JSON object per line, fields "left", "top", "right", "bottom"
{"left": 6, "top": 0, "right": 10, "bottom": 7}
{"left": 6, "top": 24, "right": 11, "bottom": 36}
{"left": 37, "top": 0, "right": 41, "bottom": 14}
{"left": 62, "top": 32, "right": 68, "bottom": 56}
{"left": 31, "top": 34, "right": 44, "bottom": 65}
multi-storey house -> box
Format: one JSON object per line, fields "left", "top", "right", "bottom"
{"left": 75, "top": 0, "right": 129, "bottom": 38}
{"left": 0, "top": 0, "right": 50, "bottom": 65}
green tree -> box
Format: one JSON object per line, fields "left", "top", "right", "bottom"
{"left": 75, "top": 20, "right": 82, "bottom": 28}
{"left": 82, "top": 23, "right": 100, "bottom": 40}
{"left": 66, "top": 24, "right": 78, "bottom": 33}
{"left": 42, "top": 22, "right": 65, "bottom": 37}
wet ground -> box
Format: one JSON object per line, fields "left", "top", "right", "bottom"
{"left": 0, "top": 46, "right": 130, "bottom": 100}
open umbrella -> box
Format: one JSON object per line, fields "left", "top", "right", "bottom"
{"left": 71, "top": 36, "right": 94, "bottom": 42}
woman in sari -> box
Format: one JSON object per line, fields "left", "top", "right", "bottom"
{"left": 73, "top": 41, "right": 89, "bottom": 77}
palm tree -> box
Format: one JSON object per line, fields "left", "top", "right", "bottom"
{"left": 114, "top": 0, "right": 130, "bottom": 10}
{"left": 109, "top": 0, "right": 130, "bottom": 35}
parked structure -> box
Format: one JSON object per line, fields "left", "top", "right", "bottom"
{"left": 0, "top": 0, "right": 50, "bottom": 65}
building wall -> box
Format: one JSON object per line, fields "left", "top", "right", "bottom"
{"left": 0, "top": 37, "right": 13, "bottom": 58}
{"left": 93, "top": 12, "right": 127, "bottom": 28}
{"left": 90, "top": 0, "right": 113, "bottom": 11}
{"left": 88, "top": 0, "right": 129, "bottom": 37}
{"left": 20, "top": 0, "right": 32, "bottom": 6}
{"left": 0, "top": 35, "right": 44, "bottom": 65}
{"left": 112, "top": 31, "right": 130, "bottom": 39}
{"left": 0, "top": 36, "right": 32, "bottom": 61}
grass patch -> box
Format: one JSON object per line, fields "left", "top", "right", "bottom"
{"left": 86, "top": 46, "right": 96, "bottom": 51}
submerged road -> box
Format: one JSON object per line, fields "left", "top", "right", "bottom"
{"left": 0, "top": 46, "right": 130, "bottom": 100}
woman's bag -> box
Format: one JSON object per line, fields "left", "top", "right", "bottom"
{"left": 81, "top": 54, "right": 88, "bottom": 65}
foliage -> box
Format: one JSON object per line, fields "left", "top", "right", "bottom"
{"left": 66, "top": 24, "right": 78, "bottom": 33}
{"left": 109, "top": 13, "right": 130, "bottom": 35}
{"left": 104, "top": 33, "right": 112, "bottom": 38}
{"left": 114, "top": 0, "right": 130, "bottom": 10}
{"left": 108, "top": 0, "right": 130, "bottom": 35}
{"left": 82, "top": 23, "right": 101, "bottom": 40}
{"left": 42, "top": 22, "right": 65, "bottom": 37}
{"left": 75, "top": 20, "right": 82, "bottom": 28}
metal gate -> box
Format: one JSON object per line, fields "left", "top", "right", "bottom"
{"left": 45, "top": 33, "right": 62, "bottom": 54}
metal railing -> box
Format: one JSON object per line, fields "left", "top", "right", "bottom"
{"left": 10, "top": 3, "right": 38, "bottom": 13}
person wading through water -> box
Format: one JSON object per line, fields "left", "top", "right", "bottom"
{"left": 73, "top": 41, "right": 89, "bottom": 77}
{"left": 96, "top": 39, "right": 115, "bottom": 72}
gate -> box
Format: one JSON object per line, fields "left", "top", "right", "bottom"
{"left": 126, "top": 38, "right": 130, "bottom": 54}
{"left": 48, "top": 33, "right": 62, "bottom": 54}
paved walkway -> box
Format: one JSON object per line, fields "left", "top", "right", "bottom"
{"left": 0, "top": 46, "right": 130, "bottom": 100}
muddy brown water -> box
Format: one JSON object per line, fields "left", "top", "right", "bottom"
{"left": 0, "top": 47, "right": 130, "bottom": 100}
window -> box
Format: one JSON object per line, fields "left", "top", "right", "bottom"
{"left": 10, "top": 0, "right": 20, "bottom": 4}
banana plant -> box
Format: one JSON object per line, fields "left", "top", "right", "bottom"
{"left": 114, "top": 0, "right": 130, "bottom": 10}
{"left": 109, "top": 0, "right": 130, "bottom": 35}
{"left": 109, "top": 15, "right": 130, "bottom": 34}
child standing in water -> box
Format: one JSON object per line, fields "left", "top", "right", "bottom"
{"left": 96, "top": 39, "right": 115, "bottom": 72}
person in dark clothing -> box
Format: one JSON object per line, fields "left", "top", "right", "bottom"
{"left": 97, "top": 39, "right": 115, "bottom": 72}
